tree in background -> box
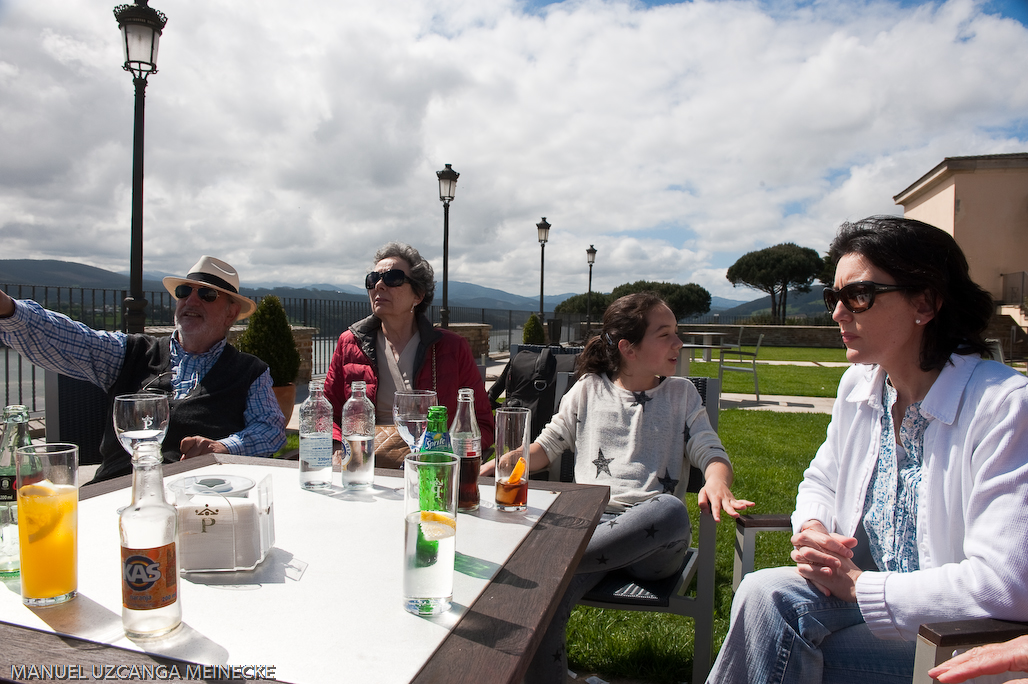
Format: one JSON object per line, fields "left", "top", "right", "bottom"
{"left": 818, "top": 253, "right": 836, "bottom": 287}
{"left": 610, "top": 281, "right": 711, "bottom": 321}
{"left": 553, "top": 292, "right": 614, "bottom": 318}
{"left": 726, "top": 243, "right": 823, "bottom": 324}
{"left": 553, "top": 281, "right": 710, "bottom": 322}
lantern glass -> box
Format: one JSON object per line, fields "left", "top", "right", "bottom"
{"left": 438, "top": 177, "right": 456, "bottom": 201}
{"left": 122, "top": 23, "right": 159, "bottom": 75}
{"left": 536, "top": 219, "right": 550, "bottom": 244}
{"left": 437, "top": 164, "right": 459, "bottom": 201}
{"left": 587, "top": 245, "right": 597, "bottom": 264}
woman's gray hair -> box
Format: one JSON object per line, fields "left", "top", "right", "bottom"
{"left": 373, "top": 242, "right": 435, "bottom": 317}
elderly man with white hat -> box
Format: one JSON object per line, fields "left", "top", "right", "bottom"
{"left": 0, "top": 255, "right": 286, "bottom": 482}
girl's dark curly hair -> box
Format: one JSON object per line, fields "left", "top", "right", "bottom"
{"left": 576, "top": 291, "right": 667, "bottom": 380}
{"left": 829, "top": 215, "right": 993, "bottom": 371}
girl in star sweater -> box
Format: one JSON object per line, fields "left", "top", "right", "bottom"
{"left": 494, "top": 291, "right": 753, "bottom": 683}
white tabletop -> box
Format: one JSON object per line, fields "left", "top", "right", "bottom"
{"left": 0, "top": 463, "right": 557, "bottom": 683}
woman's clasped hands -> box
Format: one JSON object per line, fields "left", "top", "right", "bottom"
{"left": 791, "top": 520, "right": 862, "bottom": 602}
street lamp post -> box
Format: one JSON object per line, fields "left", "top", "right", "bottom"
{"left": 436, "top": 164, "right": 459, "bottom": 329}
{"left": 586, "top": 244, "right": 597, "bottom": 336}
{"left": 536, "top": 217, "right": 550, "bottom": 324}
{"left": 114, "top": 0, "right": 167, "bottom": 334}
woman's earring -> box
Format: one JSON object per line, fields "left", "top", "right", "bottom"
{"left": 916, "top": 319, "right": 922, "bottom": 324}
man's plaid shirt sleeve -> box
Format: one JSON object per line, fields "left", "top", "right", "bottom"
{"left": 0, "top": 299, "right": 126, "bottom": 390}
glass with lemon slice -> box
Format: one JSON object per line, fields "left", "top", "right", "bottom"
{"left": 16, "top": 443, "right": 78, "bottom": 606}
{"left": 403, "top": 451, "right": 458, "bottom": 615}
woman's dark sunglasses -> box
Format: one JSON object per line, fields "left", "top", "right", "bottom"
{"left": 365, "top": 269, "right": 412, "bottom": 290}
{"left": 174, "top": 284, "right": 221, "bottom": 303}
{"left": 823, "top": 281, "right": 909, "bottom": 314}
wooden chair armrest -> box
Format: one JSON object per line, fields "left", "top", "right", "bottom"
{"left": 912, "top": 619, "right": 1028, "bottom": 683}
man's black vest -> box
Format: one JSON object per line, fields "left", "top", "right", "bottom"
{"left": 94, "top": 335, "right": 268, "bottom": 482}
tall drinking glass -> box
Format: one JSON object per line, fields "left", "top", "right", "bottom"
{"left": 393, "top": 390, "right": 437, "bottom": 453}
{"left": 403, "top": 451, "right": 458, "bottom": 616}
{"left": 114, "top": 393, "right": 170, "bottom": 455}
{"left": 16, "top": 443, "right": 78, "bottom": 606}
{"left": 494, "top": 407, "right": 531, "bottom": 512}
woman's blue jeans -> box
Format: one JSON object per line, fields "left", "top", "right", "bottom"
{"left": 706, "top": 566, "right": 915, "bottom": 684}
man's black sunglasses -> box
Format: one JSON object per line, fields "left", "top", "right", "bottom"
{"left": 823, "top": 281, "right": 910, "bottom": 314}
{"left": 174, "top": 284, "right": 221, "bottom": 303}
{"left": 365, "top": 269, "right": 412, "bottom": 290}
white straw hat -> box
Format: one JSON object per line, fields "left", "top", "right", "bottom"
{"left": 162, "top": 256, "right": 257, "bottom": 321}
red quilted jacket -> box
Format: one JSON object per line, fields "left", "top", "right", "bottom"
{"left": 323, "top": 314, "right": 495, "bottom": 451}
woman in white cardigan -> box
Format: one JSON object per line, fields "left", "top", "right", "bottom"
{"left": 708, "top": 215, "right": 1028, "bottom": 684}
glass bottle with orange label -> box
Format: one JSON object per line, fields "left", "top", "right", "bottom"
{"left": 119, "top": 443, "right": 181, "bottom": 639}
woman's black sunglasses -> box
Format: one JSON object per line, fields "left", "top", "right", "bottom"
{"left": 365, "top": 269, "right": 412, "bottom": 290}
{"left": 823, "top": 281, "right": 910, "bottom": 314}
{"left": 174, "top": 284, "right": 221, "bottom": 303}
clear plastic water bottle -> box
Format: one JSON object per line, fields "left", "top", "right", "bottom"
{"left": 341, "top": 381, "right": 375, "bottom": 489}
{"left": 120, "top": 443, "right": 181, "bottom": 639}
{"left": 298, "top": 381, "right": 334, "bottom": 490}
{"left": 0, "top": 405, "right": 31, "bottom": 575}
{"left": 450, "top": 389, "right": 481, "bottom": 512}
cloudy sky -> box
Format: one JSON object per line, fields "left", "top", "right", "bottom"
{"left": 1, "top": 0, "right": 1026, "bottom": 302}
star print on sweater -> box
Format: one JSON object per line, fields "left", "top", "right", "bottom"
{"left": 631, "top": 391, "right": 652, "bottom": 410}
{"left": 657, "top": 469, "right": 679, "bottom": 494}
{"left": 644, "top": 524, "right": 659, "bottom": 538}
{"left": 592, "top": 449, "right": 613, "bottom": 477}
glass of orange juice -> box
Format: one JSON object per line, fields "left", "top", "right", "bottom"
{"left": 16, "top": 443, "right": 78, "bottom": 606}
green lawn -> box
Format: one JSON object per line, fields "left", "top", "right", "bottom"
{"left": 566, "top": 409, "right": 828, "bottom": 683}
{"left": 686, "top": 360, "right": 846, "bottom": 397}
{"left": 737, "top": 345, "right": 848, "bottom": 363}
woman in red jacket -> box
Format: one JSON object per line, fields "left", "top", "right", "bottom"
{"left": 324, "top": 242, "right": 494, "bottom": 467}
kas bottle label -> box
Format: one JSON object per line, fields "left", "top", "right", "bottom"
{"left": 122, "top": 543, "right": 178, "bottom": 611}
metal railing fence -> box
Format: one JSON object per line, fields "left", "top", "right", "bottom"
{"left": 0, "top": 284, "right": 580, "bottom": 409}
{"left": 1001, "top": 272, "right": 1028, "bottom": 316}
{"left": 3, "top": 282, "right": 846, "bottom": 410}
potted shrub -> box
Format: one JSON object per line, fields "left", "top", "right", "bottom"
{"left": 523, "top": 313, "right": 545, "bottom": 345}
{"left": 235, "top": 295, "right": 302, "bottom": 423}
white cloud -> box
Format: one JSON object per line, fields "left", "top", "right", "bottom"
{"left": 0, "top": 0, "right": 1025, "bottom": 302}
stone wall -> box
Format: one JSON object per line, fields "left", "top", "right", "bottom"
{"left": 148, "top": 325, "right": 319, "bottom": 383}
{"left": 447, "top": 323, "right": 491, "bottom": 359}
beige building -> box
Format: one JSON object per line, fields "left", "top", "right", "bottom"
{"left": 894, "top": 153, "right": 1028, "bottom": 356}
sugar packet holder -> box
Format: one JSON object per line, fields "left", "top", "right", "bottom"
{"left": 168, "top": 474, "right": 275, "bottom": 572}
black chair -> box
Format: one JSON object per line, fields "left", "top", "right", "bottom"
{"left": 44, "top": 370, "right": 108, "bottom": 466}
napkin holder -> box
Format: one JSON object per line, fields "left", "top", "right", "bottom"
{"left": 170, "top": 475, "right": 275, "bottom": 572}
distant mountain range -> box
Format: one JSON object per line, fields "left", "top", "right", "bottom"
{"left": 0, "top": 258, "right": 756, "bottom": 313}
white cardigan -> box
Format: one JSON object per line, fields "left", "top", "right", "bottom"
{"left": 794, "top": 353, "right": 1028, "bottom": 641}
